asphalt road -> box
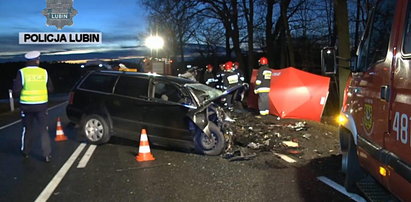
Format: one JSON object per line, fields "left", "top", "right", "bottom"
{"left": 0, "top": 103, "right": 354, "bottom": 202}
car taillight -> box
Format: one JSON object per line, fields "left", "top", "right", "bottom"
{"left": 68, "top": 92, "right": 74, "bottom": 105}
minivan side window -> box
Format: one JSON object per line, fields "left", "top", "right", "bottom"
{"left": 114, "top": 76, "right": 149, "bottom": 98}
{"left": 154, "top": 81, "right": 184, "bottom": 103}
{"left": 79, "top": 74, "right": 117, "bottom": 93}
{"left": 403, "top": 2, "right": 411, "bottom": 54}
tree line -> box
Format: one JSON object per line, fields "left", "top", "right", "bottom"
{"left": 140, "top": 0, "right": 374, "bottom": 82}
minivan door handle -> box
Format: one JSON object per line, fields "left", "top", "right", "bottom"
{"left": 380, "top": 85, "right": 390, "bottom": 101}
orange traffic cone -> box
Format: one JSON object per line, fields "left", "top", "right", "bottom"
{"left": 55, "top": 117, "right": 68, "bottom": 141}
{"left": 135, "top": 129, "right": 155, "bottom": 162}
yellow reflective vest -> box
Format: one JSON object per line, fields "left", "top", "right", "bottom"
{"left": 20, "top": 67, "right": 48, "bottom": 104}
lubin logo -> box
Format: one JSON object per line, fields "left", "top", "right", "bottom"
{"left": 42, "top": 0, "right": 77, "bottom": 30}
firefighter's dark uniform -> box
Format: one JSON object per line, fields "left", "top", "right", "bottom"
{"left": 203, "top": 70, "right": 217, "bottom": 88}
{"left": 233, "top": 67, "right": 245, "bottom": 103}
{"left": 215, "top": 70, "right": 225, "bottom": 90}
{"left": 13, "top": 53, "right": 53, "bottom": 161}
{"left": 254, "top": 65, "right": 271, "bottom": 115}
{"left": 222, "top": 71, "right": 239, "bottom": 109}
{"left": 234, "top": 68, "right": 245, "bottom": 84}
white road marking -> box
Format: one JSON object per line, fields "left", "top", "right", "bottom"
{"left": 77, "top": 145, "right": 97, "bottom": 168}
{"left": 0, "top": 120, "right": 21, "bottom": 130}
{"left": 35, "top": 143, "right": 86, "bottom": 202}
{"left": 317, "top": 176, "right": 366, "bottom": 202}
{"left": 0, "top": 101, "right": 68, "bottom": 131}
{"left": 48, "top": 101, "right": 68, "bottom": 110}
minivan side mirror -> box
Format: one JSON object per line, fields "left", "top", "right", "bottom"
{"left": 321, "top": 47, "right": 337, "bottom": 75}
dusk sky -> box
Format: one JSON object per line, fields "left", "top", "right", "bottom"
{"left": 0, "top": 0, "right": 149, "bottom": 63}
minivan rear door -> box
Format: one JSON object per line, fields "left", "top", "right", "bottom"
{"left": 108, "top": 75, "right": 151, "bottom": 133}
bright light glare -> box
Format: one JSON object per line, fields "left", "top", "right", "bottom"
{"left": 379, "top": 167, "right": 387, "bottom": 176}
{"left": 145, "top": 35, "right": 164, "bottom": 50}
{"left": 336, "top": 114, "right": 348, "bottom": 125}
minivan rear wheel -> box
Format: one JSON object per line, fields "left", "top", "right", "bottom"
{"left": 194, "top": 122, "right": 225, "bottom": 156}
{"left": 81, "top": 114, "right": 111, "bottom": 144}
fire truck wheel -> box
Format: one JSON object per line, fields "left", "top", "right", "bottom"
{"left": 343, "top": 134, "right": 365, "bottom": 193}
{"left": 339, "top": 128, "right": 350, "bottom": 173}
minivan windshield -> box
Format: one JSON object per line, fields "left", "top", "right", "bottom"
{"left": 185, "top": 83, "right": 223, "bottom": 104}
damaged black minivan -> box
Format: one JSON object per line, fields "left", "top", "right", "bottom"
{"left": 67, "top": 70, "right": 236, "bottom": 155}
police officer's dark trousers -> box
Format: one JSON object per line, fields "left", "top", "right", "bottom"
{"left": 21, "top": 109, "right": 51, "bottom": 157}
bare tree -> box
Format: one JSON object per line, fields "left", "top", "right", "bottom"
{"left": 241, "top": 0, "right": 255, "bottom": 80}
{"left": 279, "top": 0, "right": 295, "bottom": 67}
{"left": 139, "top": 0, "right": 368, "bottom": 82}
{"left": 333, "top": 0, "right": 350, "bottom": 106}
{"left": 142, "top": 0, "right": 201, "bottom": 62}
{"left": 265, "top": 0, "right": 276, "bottom": 67}
{"left": 200, "top": 0, "right": 245, "bottom": 68}
{"left": 192, "top": 20, "right": 226, "bottom": 60}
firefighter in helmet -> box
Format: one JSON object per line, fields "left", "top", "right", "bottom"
{"left": 203, "top": 64, "right": 217, "bottom": 88}
{"left": 232, "top": 62, "right": 246, "bottom": 107}
{"left": 215, "top": 63, "right": 225, "bottom": 90}
{"left": 254, "top": 57, "right": 271, "bottom": 115}
{"left": 221, "top": 61, "right": 239, "bottom": 110}
{"left": 233, "top": 62, "right": 244, "bottom": 83}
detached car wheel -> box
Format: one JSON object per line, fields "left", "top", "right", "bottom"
{"left": 194, "top": 122, "right": 225, "bottom": 156}
{"left": 81, "top": 115, "right": 111, "bottom": 144}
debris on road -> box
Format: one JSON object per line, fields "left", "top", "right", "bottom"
{"left": 273, "top": 152, "right": 297, "bottom": 163}
{"left": 222, "top": 110, "right": 340, "bottom": 165}
{"left": 282, "top": 141, "right": 299, "bottom": 148}
{"left": 286, "top": 121, "right": 307, "bottom": 131}
{"left": 222, "top": 147, "right": 257, "bottom": 161}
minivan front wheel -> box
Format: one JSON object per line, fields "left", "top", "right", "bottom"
{"left": 81, "top": 115, "right": 111, "bottom": 144}
{"left": 194, "top": 122, "right": 225, "bottom": 156}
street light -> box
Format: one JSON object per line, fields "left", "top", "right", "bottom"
{"left": 145, "top": 35, "right": 164, "bottom": 50}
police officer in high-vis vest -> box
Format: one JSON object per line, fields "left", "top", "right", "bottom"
{"left": 13, "top": 51, "right": 54, "bottom": 162}
{"left": 254, "top": 57, "right": 271, "bottom": 115}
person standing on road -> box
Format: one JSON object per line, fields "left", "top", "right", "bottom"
{"left": 215, "top": 63, "right": 225, "bottom": 90}
{"left": 232, "top": 62, "right": 246, "bottom": 106}
{"left": 203, "top": 64, "right": 217, "bottom": 88}
{"left": 221, "top": 61, "right": 239, "bottom": 110}
{"left": 233, "top": 62, "right": 245, "bottom": 83}
{"left": 254, "top": 57, "right": 271, "bottom": 116}
{"left": 13, "top": 51, "right": 54, "bottom": 163}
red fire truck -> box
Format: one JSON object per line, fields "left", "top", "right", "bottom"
{"left": 324, "top": 0, "right": 411, "bottom": 201}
